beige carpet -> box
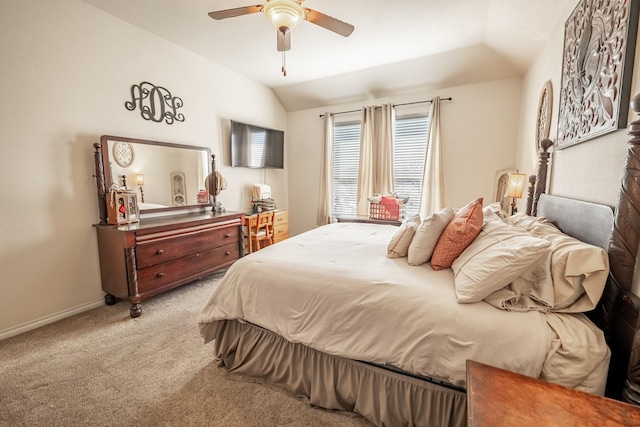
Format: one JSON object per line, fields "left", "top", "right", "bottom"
{"left": 0, "top": 272, "right": 371, "bottom": 427}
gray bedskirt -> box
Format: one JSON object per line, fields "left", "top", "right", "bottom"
{"left": 203, "top": 319, "right": 467, "bottom": 427}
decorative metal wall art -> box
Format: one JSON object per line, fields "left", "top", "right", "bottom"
{"left": 556, "top": 0, "right": 639, "bottom": 149}
{"left": 536, "top": 80, "right": 552, "bottom": 150}
{"left": 125, "top": 81, "right": 185, "bottom": 125}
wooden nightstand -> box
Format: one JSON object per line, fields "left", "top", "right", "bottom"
{"left": 466, "top": 360, "right": 640, "bottom": 427}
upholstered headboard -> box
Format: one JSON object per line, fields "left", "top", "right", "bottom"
{"left": 537, "top": 194, "right": 614, "bottom": 251}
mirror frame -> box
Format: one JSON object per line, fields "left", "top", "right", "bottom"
{"left": 95, "top": 135, "right": 212, "bottom": 223}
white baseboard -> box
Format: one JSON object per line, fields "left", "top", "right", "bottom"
{"left": 0, "top": 299, "right": 104, "bottom": 341}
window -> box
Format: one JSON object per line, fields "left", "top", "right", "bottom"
{"left": 332, "top": 122, "right": 361, "bottom": 216}
{"left": 249, "top": 129, "right": 267, "bottom": 168}
{"left": 331, "top": 115, "right": 430, "bottom": 218}
{"left": 393, "top": 115, "right": 429, "bottom": 217}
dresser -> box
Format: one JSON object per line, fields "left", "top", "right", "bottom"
{"left": 94, "top": 211, "right": 244, "bottom": 318}
{"left": 273, "top": 210, "right": 289, "bottom": 243}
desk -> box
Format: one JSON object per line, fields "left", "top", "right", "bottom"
{"left": 466, "top": 360, "right": 640, "bottom": 427}
{"left": 244, "top": 210, "right": 289, "bottom": 254}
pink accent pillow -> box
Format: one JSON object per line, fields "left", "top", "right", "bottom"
{"left": 431, "top": 198, "right": 484, "bottom": 270}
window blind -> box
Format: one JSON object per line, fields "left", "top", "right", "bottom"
{"left": 393, "top": 115, "right": 429, "bottom": 217}
{"left": 331, "top": 115, "right": 430, "bottom": 219}
{"left": 332, "top": 122, "right": 361, "bottom": 216}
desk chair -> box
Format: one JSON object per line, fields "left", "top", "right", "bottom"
{"left": 251, "top": 211, "right": 274, "bottom": 252}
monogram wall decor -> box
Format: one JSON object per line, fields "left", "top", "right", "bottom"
{"left": 125, "top": 81, "right": 185, "bottom": 125}
{"left": 556, "top": 0, "right": 639, "bottom": 149}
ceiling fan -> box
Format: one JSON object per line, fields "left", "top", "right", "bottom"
{"left": 208, "top": 0, "right": 355, "bottom": 76}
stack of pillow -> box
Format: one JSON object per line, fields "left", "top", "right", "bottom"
{"left": 387, "top": 197, "right": 484, "bottom": 268}
{"left": 386, "top": 198, "right": 609, "bottom": 313}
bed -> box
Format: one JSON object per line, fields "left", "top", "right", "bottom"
{"left": 198, "top": 98, "right": 640, "bottom": 425}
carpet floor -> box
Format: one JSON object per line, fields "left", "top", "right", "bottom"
{"left": 0, "top": 272, "right": 371, "bottom": 427}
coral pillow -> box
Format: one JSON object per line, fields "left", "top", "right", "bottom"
{"left": 431, "top": 198, "right": 484, "bottom": 270}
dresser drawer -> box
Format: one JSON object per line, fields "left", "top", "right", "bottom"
{"left": 273, "top": 234, "right": 289, "bottom": 244}
{"left": 137, "top": 242, "right": 240, "bottom": 294}
{"left": 136, "top": 225, "right": 239, "bottom": 268}
{"left": 274, "top": 210, "right": 289, "bottom": 225}
{"left": 274, "top": 225, "right": 288, "bottom": 240}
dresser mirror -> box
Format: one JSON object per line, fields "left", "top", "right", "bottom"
{"left": 98, "top": 135, "right": 212, "bottom": 215}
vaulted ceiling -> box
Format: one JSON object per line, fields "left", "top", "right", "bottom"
{"left": 83, "top": 0, "right": 571, "bottom": 111}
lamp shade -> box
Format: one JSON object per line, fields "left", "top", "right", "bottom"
{"left": 263, "top": 0, "right": 305, "bottom": 32}
{"left": 136, "top": 174, "right": 144, "bottom": 186}
{"left": 505, "top": 173, "right": 526, "bottom": 199}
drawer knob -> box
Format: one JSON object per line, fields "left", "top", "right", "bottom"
{"left": 156, "top": 249, "right": 164, "bottom": 255}
{"left": 225, "top": 233, "right": 232, "bottom": 237}
{"left": 225, "top": 251, "right": 231, "bottom": 255}
{"left": 156, "top": 272, "right": 164, "bottom": 278}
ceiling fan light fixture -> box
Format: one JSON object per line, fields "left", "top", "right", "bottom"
{"left": 263, "top": 0, "right": 304, "bottom": 32}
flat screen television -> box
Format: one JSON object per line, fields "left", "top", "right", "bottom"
{"left": 230, "top": 120, "right": 284, "bottom": 169}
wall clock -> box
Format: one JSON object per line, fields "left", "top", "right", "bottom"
{"left": 112, "top": 142, "right": 135, "bottom": 167}
{"left": 535, "top": 80, "right": 552, "bottom": 150}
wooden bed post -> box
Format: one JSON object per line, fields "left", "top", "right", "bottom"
{"left": 525, "top": 175, "right": 536, "bottom": 216}
{"left": 607, "top": 93, "right": 640, "bottom": 401}
{"left": 93, "top": 143, "right": 108, "bottom": 224}
{"left": 210, "top": 154, "right": 217, "bottom": 211}
{"left": 531, "top": 139, "right": 553, "bottom": 216}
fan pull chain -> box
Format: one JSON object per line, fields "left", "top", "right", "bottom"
{"left": 282, "top": 51, "right": 287, "bottom": 76}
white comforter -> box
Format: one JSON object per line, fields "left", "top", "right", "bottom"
{"left": 199, "top": 223, "right": 610, "bottom": 393}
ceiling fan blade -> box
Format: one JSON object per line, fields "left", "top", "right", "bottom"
{"left": 304, "top": 8, "right": 354, "bottom": 37}
{"left": 277, "top": 29, "right": 291, "bottom": 52}
{"left": 208, "top": 5, "right": 263, "bottom": 20}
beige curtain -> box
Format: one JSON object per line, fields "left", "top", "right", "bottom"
{"left": 375, "top": 104, "right": 395, "bottom": 195}
{"left": 419, "top": 97, "right": 445, "bottom": 218}
{"left": 356, "top": 104, "right": 395, "bottom": 216}
{"left": 317, "top": 113, "right": 334, "bottom": 225}
{"left": 356, "top": 106, "right": 375, "bottom": 216}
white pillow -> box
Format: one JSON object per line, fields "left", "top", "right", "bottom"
{"left": 407, "top": 207, "right": 455, "bottom": 265}
{"left": 482, "top": 202, "right": 508, "bottom": 225}
{"left": 452, "top": 220, "right": 551, "bottom": 303}
{"left": 523, "top": 220, "right": 609, "bottom": 313}
{"left": 387, "top": 215, "right": 421, "bottom": 258}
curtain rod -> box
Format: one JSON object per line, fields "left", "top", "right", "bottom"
{"left": 318, "top": 97, "right": 452, "bottom": 118}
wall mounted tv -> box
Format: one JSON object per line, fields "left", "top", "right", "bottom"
{"left": 230, "top": 120, "right": 284, "bottom": 169}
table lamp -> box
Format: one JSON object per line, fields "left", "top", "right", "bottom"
{"left": 505, "top": 173, "right": 526, "bottom": 215}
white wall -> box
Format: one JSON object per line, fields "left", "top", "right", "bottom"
{"left": 0, "top": 1, "right": 287, "bottom": 338}
{"left": 287, "top": 77, "right": 523, "bottom": 236}
{"left": 515, "top": 0, "right": 640, "bottom": 209}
